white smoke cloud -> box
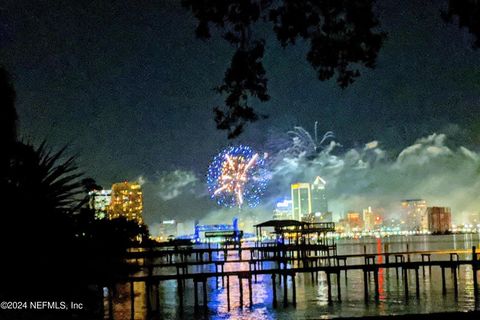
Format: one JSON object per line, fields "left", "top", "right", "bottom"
{"left": 268, "top": 131, "right": 480, "bottom": 223}
{"left": 152, "top": 170, "right": 198, "bottom": 201}
{"left": 143, "top": 130, "right": 480, "bottom": 228}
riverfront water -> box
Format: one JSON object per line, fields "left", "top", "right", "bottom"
{"left": 109, "top": 234, "right": 480, "bottom": 319}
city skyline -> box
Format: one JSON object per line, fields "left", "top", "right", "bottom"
{"left": 3, "top": 1, "right": 480, "bottom": 226}
{"left": 3, "top": 1, "right": 480, "bottom": 319}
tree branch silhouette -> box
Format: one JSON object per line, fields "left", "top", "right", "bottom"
{"left": 182, "top": 0, "right": 386, "bottom": 138}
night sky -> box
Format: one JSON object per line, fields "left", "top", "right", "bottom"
{"left": 2, "top": 1, "right": 480, "bottom": 227}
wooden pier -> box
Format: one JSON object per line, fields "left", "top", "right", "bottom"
{"left": 108, "top": 243, "right": 480, "bottom": 320}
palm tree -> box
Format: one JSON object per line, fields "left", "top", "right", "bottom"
{"left": 0, "top": 66, "right": 149, "bottom": 318}
{"left": 1, "top": 141, "right": 149, "bottom": 317}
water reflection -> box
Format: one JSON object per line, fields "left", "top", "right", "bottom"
{"left": 108, "top": 235, "right": 480, "bottom": 319}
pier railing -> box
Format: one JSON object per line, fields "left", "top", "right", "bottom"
{"left": 110, "top": 244, "right": 480, "bottom": 320}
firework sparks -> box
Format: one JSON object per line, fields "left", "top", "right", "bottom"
{"left": 207, "top": 145, "right": 268, "bottom": 208}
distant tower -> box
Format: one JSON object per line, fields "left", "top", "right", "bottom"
{"left": 108, "top": 181, "right": 143, "bottom": 224}
{"left": 401, "top": 199, "right": 427, "bottom": 231}
{"left": 363, "top": 206, "right": 375, "bottom": 231}
{"left": 291, "top": 183, "right": 311, "bottom": 221}
{"left": 427, "top": 207, "right": 452, "bottom": 234}
{"left": 311, "top": 176, "right": 328, "bottom": 214}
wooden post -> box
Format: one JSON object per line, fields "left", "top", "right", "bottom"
{"left": 248, "top": 276, "right": 253, "bottom": 308}
{"left": 421, "top": 254, "right": 426, "bottom": 277}
{"left": 473, "top": 246, "right": 478, "bottom": 298}
{"left": 403, "top": 268, "right": 409, "bottom": 299}
{"left": 130, "top": 281, "right": 135, "bottom": 320}
{"left": 194, "top": 280, "right": 199, "bottom": 309}
{"left": 292, "top": 273, "right": 297, "bottom": 307}
{"left": 239, "top": 276, "right": 244, "bottom": 309}
{"left": 327, "top": 271, "right": 332, "bottom": 304}
{"left": 202, "top": 279, "right": 207, "bottom": 309}
{"left": 226, "top": 276, "right": 231, "bottom": 311}
{"left": 441, "top": 266, "right": 446, "bottom": 295}
{"left": 272, "top": 274, "right": 277, "bottom": 308}
{"left": 337, "top": 271, "right": 342, "bottom": 302}
{"left": 374, "top": 268, "right": 379, "bottom": 302}
{"left": 415, "top": 267, "right": 420, "bottom": 298}
{"left": 363, "top": 269, "right": 369, "bottom": 302}
{"left": 221, "top": 263, "right": 225, "bottom": 287}
{"left": 453, "top": 266, "right": 458, "bottom": 298}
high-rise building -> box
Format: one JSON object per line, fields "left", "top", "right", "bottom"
{"left": 291, "top": 183, "right": 311, "bottom": 221}
{"left": 108, "top": 181, "right": 143, "bottom": 224}
{"left": 88, "top": 189, "right": 111, "bottom": 219}
{"left": 273, "top": 199, "right": 293, "bottom": 220}
{"left": 427, "top": 207, "right": 451, "bottom": 234}
{"left": 157, "top": 220, "right": 178, "bottom": 241}
{"left": 401, "top": 199, "right": 427, "bottom": 231}
{"left": 291, "top": 176, "right": 329, "bottom": 221}
{"left": 363, "top": 206, "right": 375, "bottom": 231}
{"left": 311, "top": 176, "right": 328, "bottom": 214}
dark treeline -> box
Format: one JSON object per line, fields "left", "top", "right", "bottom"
{"left": 0, "top": 67, "right": 150, "bottom": 318}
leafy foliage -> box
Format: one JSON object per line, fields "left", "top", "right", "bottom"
{"left": 182, "top": 0, "right": 386, "bottom": 138}
{"left": 0, "top": 142, "right": 148, "bottom": 316}
{"left": 443, "top": 0, "right": 480, "bottom": 49}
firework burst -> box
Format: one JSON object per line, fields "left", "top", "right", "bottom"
{"left": 207, "top": 145, "right": 268, "bottom": 208}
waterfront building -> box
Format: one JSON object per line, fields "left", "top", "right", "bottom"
{"left": 427, "top": 207, "right": 451, "bottom": 234}
{"left": 311, "top": 176, "right": 328, "bottom": 214}
{"left": 156, "top": 220, "right": 178, "bottom": 241}
{"left": 273, "top": 199, "right": 293, "bottom": 220}
{"left": 88, "top": 189, "right": 111, "bottom": 219}
{"left": 346, "top": 211, "right": 363, "bottom": 231}
{"left": 363, "top": 206, "right": 375, "bottom": 231}
{"left": 401, "top": 199, "right": 427, "bottom": 231}
{"left": 108, "top": 181, "right": 143, "bottom": 224}
{"left": 291, "top": 182, "right": 311, "bottom": 221}
{"left": 291, "top": 176, "right": 329, "bottom": 221}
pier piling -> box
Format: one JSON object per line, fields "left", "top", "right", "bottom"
{"left": 271, "top": 274, "right": 277, "bottom": 308}
{"left": 226, "top": 276, "right": 231, "bottom": 311}
{"left": 441, "top": 266, "right": 446, "bottom": 295}
{"left": 473, "top": 246, "right": 478, "bottom": 298}
{"left": 363, "top": 269, "right": 369, "bottom": 302}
